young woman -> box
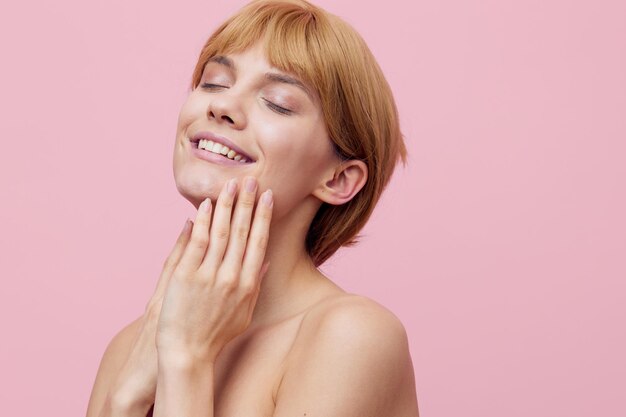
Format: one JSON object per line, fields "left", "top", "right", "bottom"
{"left": 86, "top": 1, "right": 419, "bottom": 416}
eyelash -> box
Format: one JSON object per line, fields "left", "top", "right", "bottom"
{"left": 199, "top": 82, "right": 293, "bottom": 115}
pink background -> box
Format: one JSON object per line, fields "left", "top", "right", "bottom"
{"left": 1, "top": 0, "right": 624, "bottom": 415}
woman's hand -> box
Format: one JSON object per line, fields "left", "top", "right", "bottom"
{"left": 156, "top": 176, "right": 273, "bottom": 367}
{"left": 106, "top": 216, "right": 194, "bottom": 413}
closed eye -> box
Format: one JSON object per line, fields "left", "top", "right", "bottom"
{"left": 200, "top": 82, "right": 227, "bottom": 90}
{"left": 262, "top": 98, "right": 292, "bottom": 115}
{"left": 199, "top": 83, "right": 293, "bottom": 115}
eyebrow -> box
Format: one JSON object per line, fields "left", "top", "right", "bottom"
{"left": 206, "top": 55, "right": 314, "bottom": 101}
{"left": 208, "top": 55, "right": 234, "bottom": 69}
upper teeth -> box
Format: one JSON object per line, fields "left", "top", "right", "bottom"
{"left": 197, "top": 139, "right": 248, "bottom": 162}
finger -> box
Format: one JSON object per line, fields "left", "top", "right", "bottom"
{"left": 239, "top": 188, "right": 273, "bottom": 291}
{"left": 244, "top": 260, "right": 270, "bottom": 321}
{"left": 177, "top": 197, "right": 213, "bottom": 272}
{"left": 149, "top": 219, "right": 192, "bottom": 307}
{"left": 218, "top": 176, "right": 258, "bottom": 276}
{"left": 201, "top": 178, "right": 238, "bottom": 276}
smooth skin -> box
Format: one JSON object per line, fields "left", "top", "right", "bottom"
{"left": 86, "top": 41, "right": 419, "bottom": 417}
{"left": 154, "top": 175, "right": 274, "bottom": 416}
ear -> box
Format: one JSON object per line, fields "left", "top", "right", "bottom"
{"left": 312, "top": 159, "right": 368, "bottom": 206}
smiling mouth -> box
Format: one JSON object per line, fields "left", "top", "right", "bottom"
{"left": 191, "top": 139, "right": 254, "bottom": 163}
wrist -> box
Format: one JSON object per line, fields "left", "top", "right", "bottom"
{"left": 157, "top": 349, "right": 217, "bottom": 373}
{"left": 153, "top": 358, "right": 215, "bottom": 417}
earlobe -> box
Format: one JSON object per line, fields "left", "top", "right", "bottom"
{"left": 314, "top": 160, "right": 368, "bottom": 205}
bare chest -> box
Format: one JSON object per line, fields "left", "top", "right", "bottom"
{"left": 176, "top": 318, "right": 301, "bottom": 417}
{"left": 145, "top": 322, "right": 296, "bottom": 417}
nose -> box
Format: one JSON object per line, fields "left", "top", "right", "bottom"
{"left": 206, "top": 92, "right": 247, "bottom": 129}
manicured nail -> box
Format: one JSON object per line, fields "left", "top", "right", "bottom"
{"left": 261, "top": 189, "right": 273, "bottom": 207}
{"left": 227, "top": 178, "right": 237, "bottom": 196}
{"left": 182, "top": 218, "right": 191, "bottom": 232}
{"left": 245, "top": 177, "right": 257, "bottom": 193}
{"left": 200, "top": 197, "right": 211, "bottom": 213}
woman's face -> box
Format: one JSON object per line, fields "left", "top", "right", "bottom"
{"left": 173, "top": 41, "right": 339, "bottom": 219}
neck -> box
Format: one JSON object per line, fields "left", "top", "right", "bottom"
{"left": 246, "top": 196, "right": 342, "bottom": 329}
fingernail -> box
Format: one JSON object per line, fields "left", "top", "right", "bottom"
{"left": 245, "top": 177, "right": 257, "bottom": 193}
{"left": 182, "top": 218, "right": 191, "bottom": 232}
{"left": 200, "top": 197, "right": 211, "bottom": 213}
{"left": 261, "top": 189, "right": 273, "bottom": 207}
{"left": 227, "top": 178, "right": 237, "bottom": 196}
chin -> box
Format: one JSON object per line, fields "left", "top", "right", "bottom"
{"left": 173, "top": 165, "right": 231, "bottom": 207}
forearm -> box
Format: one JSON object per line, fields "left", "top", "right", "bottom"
{"left": 152, "top": 358, "right": 215, "bottom": 417}
{"left": 98, "top": 390, "right": 153, "bottom": 417}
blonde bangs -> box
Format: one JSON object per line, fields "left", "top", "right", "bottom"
{"left": 190, "top": 1, "right": 331, "bottom": 104}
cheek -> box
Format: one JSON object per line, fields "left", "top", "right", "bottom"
{"left": 176, "top": 95, "right": 203, "bottom": 132}
{"left": 258, "top": 119, "right": 335, "bottom": 196}
{"left": 173, "top": 100, "right": 194, "bottom": 169}
{"left": 259, "top": 121, "right": 330, "bottom": 169}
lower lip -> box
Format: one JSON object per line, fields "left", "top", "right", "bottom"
{"left": 189, "top": 141, "right": 253, "bottom": 166}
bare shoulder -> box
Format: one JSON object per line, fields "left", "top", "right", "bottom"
{"left": 275, "top": 294, "right": 419, "bottom": 417}
{"left": 85, "top": 315, "right": 143, "bottom": 417}
{"left": 288, "top": 293, "right": 412, "bottom": 368}
{"left": 301, "top": 293, "right": 409, "bottom": 345}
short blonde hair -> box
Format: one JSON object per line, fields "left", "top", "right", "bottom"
{"left": 190, "top": 0, "right": 407, "bottom": 266}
